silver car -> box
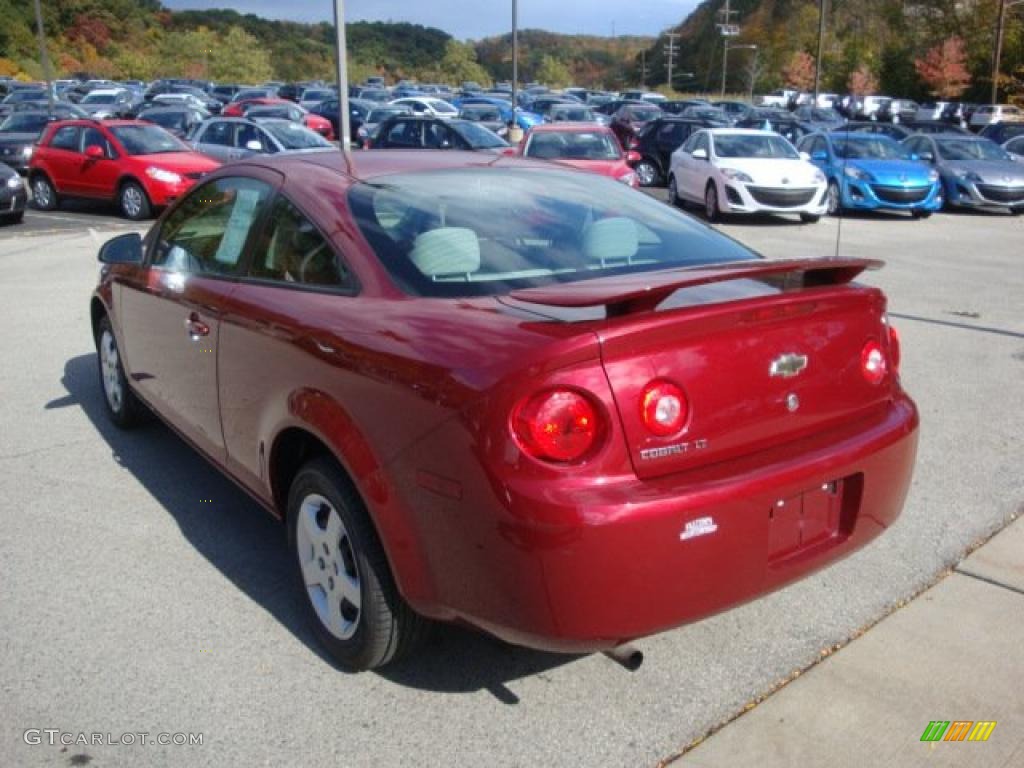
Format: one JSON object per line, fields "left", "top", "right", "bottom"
{"left": 457, "top": 105, "right": 508, "bottom": 138}
{"left": 190, "top": 117, "right": 332, "bottom": 162}
{"left": 903, "top": 133, "right": 1024, "bottom": 213}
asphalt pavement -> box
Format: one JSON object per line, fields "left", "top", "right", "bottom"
{"left": 0, "top": 201, "right": 1021, "bottom": 767}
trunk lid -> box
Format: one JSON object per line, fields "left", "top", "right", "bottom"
{"left": 510, "top": 258, "right": 894, "bottom": 479}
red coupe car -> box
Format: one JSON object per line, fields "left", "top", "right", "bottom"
{"left": 517, "top": 122, "right": 640, "bottom": 187}
{"left": 90, "top": 150, "right": 918, "bottom": 670}
{"left": 29, "top": 119, "right": 220, "bottom": 219}
{"left": 222, "top": 97, "right": 335, "bottom": 139}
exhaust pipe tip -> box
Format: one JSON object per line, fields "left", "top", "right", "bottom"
{"left": 603, "top": 643, "right": 644, "bottom": 671}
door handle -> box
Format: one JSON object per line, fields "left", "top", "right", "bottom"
{"left": 185, "top": 312, "right": 210, "bottom": 341}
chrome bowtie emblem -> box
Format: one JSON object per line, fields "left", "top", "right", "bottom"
{"left": 770, "top": 353, "right": 808, "bottom": 378}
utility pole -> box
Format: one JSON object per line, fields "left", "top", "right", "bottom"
{"left": 664, "top": 33, "right": 679, "bottom": 91}
{"left": 641, "top": 50, "right": 648, "bottom": 88}
{"left": 33, "top": 0, "right": 54, "bottom": 113}
{"left": 717, "top": 0, "right": 739, "bottom": 97}
{"left": 813, "top": 0, "right": 827, "bottom": 101}
{"left": 331, "top": 0, "right": 352, "bottom": 160}
{"left": 991, "top": 0, "right": 1024, "bottom": 102}
{"left": 510, "top": 0, "right": 522, "bottom": 143}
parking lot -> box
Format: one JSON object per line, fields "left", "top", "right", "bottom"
{"left": 0, "top": 201, "right": 1021, "bottom": 767}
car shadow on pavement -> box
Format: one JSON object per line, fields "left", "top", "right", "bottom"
{"left": 53, "top": 353, "right": 580, "bottom": 703}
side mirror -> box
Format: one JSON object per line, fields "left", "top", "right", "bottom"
{"left": 626, "top": 150, "right": 641, "bottom": 164}
{"left": 799, "top": 151, "right": 811, "bottom": 161}
{"left": 811, "top": 150, "right": 828, "bottom": 161}
{"left": 98, "top": 232, "right": 143, "bottom": 264}
{"left": 84, "top": 144, "right": 105, "bottom": 160}
{"left": 245, "top": 140, "right": 263, "bottom": 151}
{"left": 691, "top": 148, "right": 708, "bottom": 160}
{"left": 919, "top": 151, "right": 934, "bottom": 162}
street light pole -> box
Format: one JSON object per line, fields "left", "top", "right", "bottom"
{"left": 331, "top": 0, "right": 352, "bottom": 162}
{"left": 509, "top": 0, "right": 522, "bottom": 142}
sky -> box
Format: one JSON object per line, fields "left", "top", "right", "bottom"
{"left": 162, "top": 0, "right": 698, "bottom": 40}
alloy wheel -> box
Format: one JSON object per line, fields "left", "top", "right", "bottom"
{"left": 122, "top": 185, "right": 143, "bottom": 219}
{"left": 99, "top": 329, "right": 123, "bottom": 413}
{"left": 635, "top": 161, "right": 658, "bottom": 187}
{"left": 295, "top": 493, "right": 362, "bottom": 641}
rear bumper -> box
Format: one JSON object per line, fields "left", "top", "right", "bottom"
{"left": 439, "top": 394, "right": 918, "bottom": 652}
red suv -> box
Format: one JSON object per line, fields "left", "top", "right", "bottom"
{"left": 28, "top": 119, "right": 221, "bottom": 219}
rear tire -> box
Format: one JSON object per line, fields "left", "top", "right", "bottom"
{"left": 634, "top": 159, "right": 660, "bottom": 187}
{"left": 2, "top": 211, "right": 25, "bottom": 225}
{"left": 288, "top": 457, "right": 429, "bottom": 671}
{"left": 119, "top": 181, "right": 152, "bottom": 221}
{"left": 30, "top": 174, "right": 58, "bottom": 211}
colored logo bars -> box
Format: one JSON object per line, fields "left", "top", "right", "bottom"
{"left": 920, "top": 721, "right": 997, "bottom": 742}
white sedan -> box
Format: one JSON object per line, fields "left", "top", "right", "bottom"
{"left": 388, "top": 97, "right": 459, "bottom": 119}
{"left": 668, "top": 128, "right": 828, "bottom": 222}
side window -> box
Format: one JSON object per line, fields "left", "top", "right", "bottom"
{"left": 235, "top": 123, "right": 266, "bottom": 152}
{"left": 693, "top": 133, "right": 709, "bottom": 154}
{"left": 424, "top": 122, "right": 453, "bottom": 149}
{"left": 152, "top": 177, "right": 273, "bottom": 275}
{"left": 680, "top": 132, "right": 700, "bottom": 153}
{"left": 250, "top": 196, "right": 351, "bottom": 289}
{"left": 386, "top": 120, "right": 420, "bottom": 148}
{"left": 50, "top": 126, "right": 80, "bottom": 151}
{"left": 200, "top": 121, "right": 233, "bottom": 146}
{"left": 80, "top": 127, "right": 114, "bottom": 157}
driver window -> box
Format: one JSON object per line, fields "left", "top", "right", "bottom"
{"left": 250, "top": 197, "right": 351, "bottom": 288}
{"left": 152, "top": 178, "right": 273, "bottom": 275}
{"left": 235, "top": 124, "right": 265, "bottom": 152}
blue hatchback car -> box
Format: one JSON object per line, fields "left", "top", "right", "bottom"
{"left": 797, "top": 132, "right": 942, "bottom": 217}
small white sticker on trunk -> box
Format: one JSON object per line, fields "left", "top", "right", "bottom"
{"left": 680, "top": 516, "right": 718, "bottom": 541}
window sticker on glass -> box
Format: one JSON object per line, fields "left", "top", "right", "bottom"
{"left": 213, "top": 188, "right": 264, "bottom": 266}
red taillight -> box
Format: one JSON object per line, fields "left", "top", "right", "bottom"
{"left": 640, "top": 379, "right": 689, "bottom": 436}
{"left": 860, "top": 340, "right": 887, "bottom": 385}
{"left": 512, "top": 389, "right": 600, "bottom": 463}
{"left": 887, "top": 324, "right": 901, "bottom": 372}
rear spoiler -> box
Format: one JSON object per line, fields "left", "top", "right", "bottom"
{"left": 509, "top": 257, "right": 884, "bottom": 315}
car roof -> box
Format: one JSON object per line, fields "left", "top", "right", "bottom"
{"left": 705, "top": 128, "right": 782, "bottom": 136}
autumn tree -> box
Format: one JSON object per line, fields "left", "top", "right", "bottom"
{"left": 782, "top": 51, "right": 816, "bottom": 91}
{"left": 848, "top": 64, "right": 878, "bottom": 95}
{"left": 914, "top": 36, "right": 971, "bottom": 99}
{"left": 535, "top": 55, "right": 572, "bottom": 87}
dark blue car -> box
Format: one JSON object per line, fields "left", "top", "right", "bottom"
{"left": 797, "top": 131, "right": 942, "bottom": 217}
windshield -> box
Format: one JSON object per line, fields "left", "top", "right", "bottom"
{"left": 4, "top": 91, "right": 46, "bottom": 103}
{"left": 348, "top": 169, "right": 755, "bottom": 298}
{"left": 0, "top": 113, "right": 49, "bottom": 133}
{"left": 428, "top": 100, "right": 458, "bottom": 115}
{"left": 461, "top": 107, "right": 502, "bottom": 121}
{"left": 140, "top": 112, "right": 187, "bottom": 131}
{"left": 451, "top": 121, "right": 508, "bottom": 148}
{"left": 261, "top": 122, "right": 332, "bottom": 149}
{"left": 626, "top": 107, "right": 662, "bottom": 121}
{"left": 83, "top": 93, "right": 118, "bottom": 104}
{"left": 302, "top": 90, "right": 333, "bottom": 101}
{"left": 832, "top": 136, "right": 910, "bottom": 160}
{"left": 109, "top": 125, "right": 187, "bottom": 155}
{"left": 714, "top": 134, "right": 799, "bottom": 159}
{"left": 936, "top": 139, "right": 1010, "bottom": 162}
{"left": 235, "top": 89, "right": 269, "bottom": 101}
{"left": 525, "top": 131, "right": 621, "bottom": 160}
{"left": 551, "top": 108, "right": 595, "bottom": 121}
{"left": 367, "top": 108, "right": 408, "bottom": 122}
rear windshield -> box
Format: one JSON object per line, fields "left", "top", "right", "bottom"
{"left": 525, "top": 131, "right": 621, "bottom": 160}
{"left": 348, "top": 168, "right": 755, "bottom": 298}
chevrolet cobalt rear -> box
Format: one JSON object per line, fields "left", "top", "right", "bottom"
{"left": 90, "top": 151, "right": 918, "bottom": 670}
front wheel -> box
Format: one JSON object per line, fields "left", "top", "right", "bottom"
{"left": 667, "top": 174, "right": 682, "bottom": 208}
{"left": 288, "top": 458, "right": 429, "bottom": 670}
{"left": 800, "top": 213, "right": 820, "bottom": 223}
{"left": 97, "top": 315, "right": 143, "bottom": 428}
{"left": 704, "top": 182, "right": 721, "bottom": 222}
{"left": 911, "top": 209, "right": 932, "bottom": 219}
{"left": 826, "top": 179, "right": 841, "bottom": 216}
{"left": 119, "top": 181, "right": 152, "bottom": 221}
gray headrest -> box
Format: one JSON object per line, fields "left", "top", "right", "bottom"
{"left": 582, "top": 217, "right": 639, "bottom": 262}
{"left": 410, "top": 228, "right": 481, "bottom": 277}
